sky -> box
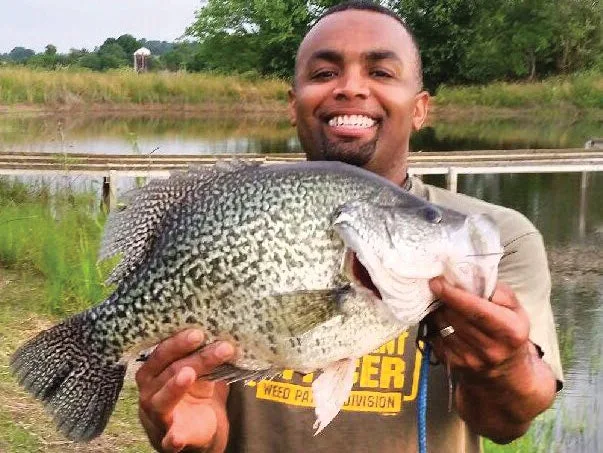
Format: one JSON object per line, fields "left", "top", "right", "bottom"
{"left": 0, "top": 0, "right": 201, "bottom": 54}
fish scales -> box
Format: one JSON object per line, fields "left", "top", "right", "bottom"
{"left": 92, "top": 165, "right": 394, "bottom": 363}
{"left": 10, "top": 161, "right": 502, "bottom": 441}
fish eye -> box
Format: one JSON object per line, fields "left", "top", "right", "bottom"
{"left": 422, "top": 206, "right": 442, "bottom": 224}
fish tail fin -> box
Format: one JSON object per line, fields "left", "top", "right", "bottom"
{"left": 10, "top": 312, "right": 126, "bottom": 441}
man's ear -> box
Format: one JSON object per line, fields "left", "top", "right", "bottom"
{"left": 288, "top": 88, "right": 297, "bottom": 127}
{"left": 412, "top": 91, "right": 430, "bottom": 131}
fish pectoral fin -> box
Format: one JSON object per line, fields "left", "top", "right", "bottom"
{"left": 200, "top": 364, "right": 280, "bottom": 384}
{"left": 268, "top": 286, "right": 351, "bottom": 337}
{"left": 312, "top": 358, "right": 356, "bottom": 435}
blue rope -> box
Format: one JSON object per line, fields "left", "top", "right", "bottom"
{"left": 417, "top": 340, "right": 431, "bottom": 453}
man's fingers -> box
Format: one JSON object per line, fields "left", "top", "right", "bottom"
{"left": 137, "top": 329, "right": 206, "bottom": 384}
{"left": 431, "top": 308, "right": 495, "bottom": 352}
{"left": 161, "top": 405, "right": 219, "bottom": 453}
{"left": 149, "top": 367, "right": 198, "bottom": 421}
{"left": 429, "top": 278, "right": 520, "bottom": 331}
{"left": 155, "top": 341, "right": 236, "bottom": 390}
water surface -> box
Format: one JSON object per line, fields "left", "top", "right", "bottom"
{"left": 0, "top": 111, "right": 600, "bottom": 154}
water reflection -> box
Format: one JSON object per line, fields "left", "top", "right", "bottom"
{"left": 0, "top": 113, "right": 301, "bottom": 155}
{"left": 1, "top": 111, "right": 601, "bottom": 154}
{"left": 442, "top": 172, "right": 603, "bottom": 452}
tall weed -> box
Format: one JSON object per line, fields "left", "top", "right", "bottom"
{"left": 0, "top": 177, "right": 112, "bottom": 315}
{"left": 435, "top": 71, "right": 603, "bottom": 109}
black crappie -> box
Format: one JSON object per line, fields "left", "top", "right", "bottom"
{"left": 11, "top": 161, "right": 502, "bottom": 441}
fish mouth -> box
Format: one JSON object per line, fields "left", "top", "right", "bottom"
{"left": 343, "top": 249, "right": 382, "bottom": 300}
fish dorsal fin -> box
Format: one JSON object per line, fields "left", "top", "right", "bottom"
{"left": 99, "top": 161, "right": 259, "bottom": 284}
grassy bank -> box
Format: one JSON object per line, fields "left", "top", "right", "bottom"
{"left": 0, "top": 178, "right": 112, "bottom": 315}
{"left": 0, "top": 67, "right": 289, "bottom": 110}
{"left": 1, "top": 67, "right": 601, "bottom": 111}
{"left": 0, "top": 268, "right": 150, "bottom": 452}
{"left": 435, "top": 71, "right": 603, "bottom": 109}
{"left": 0, "top": 178, "right": 151, "bottom": 451}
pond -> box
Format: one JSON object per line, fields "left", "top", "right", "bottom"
{"left": 1, "top": 111, "right": 602, "bottom": 451}
{"left": 0, "top": 110, "right": 601, "bottom": 155}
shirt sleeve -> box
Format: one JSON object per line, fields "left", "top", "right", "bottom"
{"left": 498, "top": 230, "right": 564, "bottom": 388}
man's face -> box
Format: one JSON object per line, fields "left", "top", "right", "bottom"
{"left": 289, "top": 10, "right": 429, "bottom": 185}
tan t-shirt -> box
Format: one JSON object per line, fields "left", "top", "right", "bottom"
{"left": 226, "top": 176, "right": 563, "bottom": 453}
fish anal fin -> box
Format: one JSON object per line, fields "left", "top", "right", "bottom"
{"left": 200, "top": 363, "right": 279, "bottom": 384}
{"left": 312, "top": 358, "right": 356, "bottom": 435}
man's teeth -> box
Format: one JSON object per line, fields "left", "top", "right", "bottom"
{"left": 328, "top": 115, "right": 376, "bottom": 128}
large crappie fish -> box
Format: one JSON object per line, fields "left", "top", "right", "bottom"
{"left": 11, "top": 161, "right": 502, "bottom": 441}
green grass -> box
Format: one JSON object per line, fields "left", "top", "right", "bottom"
{"left": 2, "top": 67, "right": 602, "bottom": 111}
{"left": 0, "top": 67, "right": 289, "bottom": 108}
{"left": 434, "top": 71, "right": 603, "bottom": 109}
{"left": 483, "top": 411, "right": 556, "bottom": 453}
{"left": 0, "top": 268, "right": 151, "bottom": 452}
{"left": 0, "top": 177, "right": 114, "bottom": 315}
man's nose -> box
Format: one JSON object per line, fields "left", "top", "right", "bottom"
{"left": 332, "top": 69, "right": 369, "bottom": 100}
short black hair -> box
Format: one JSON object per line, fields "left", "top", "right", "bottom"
{"left": 317, "top": 1, "right": 408, "bottom": 31}
{"left": 298, "top": 1, "right": 423, "bottom": 89}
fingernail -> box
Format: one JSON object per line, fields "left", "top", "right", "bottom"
{"left": 215, "top": 342, "right": 234, "bottom": 360}
{"left": 429, "top": 278, "right": 443, "bottom": 294}
{"left": 187, "top": 329, "right": 204, "bottom": 345}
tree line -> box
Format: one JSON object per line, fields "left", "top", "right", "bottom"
{"left": 2, "top": 0, "right": 601, "bottom": 91}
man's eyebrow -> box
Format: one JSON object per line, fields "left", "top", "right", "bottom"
{"left": 307, "top": 49, "right": 343, "bottom": 64}
{"left": 307, "top": 49, "right": 402, "bottom": 64}
{"left": 363, "top": 50, "right": 401, "bottom": 62}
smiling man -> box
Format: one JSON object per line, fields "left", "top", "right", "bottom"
{"left": 135, "top": 2, "right": 562, "bottom": 452}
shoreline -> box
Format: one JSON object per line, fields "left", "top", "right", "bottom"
{"left": 1, "top": 102, "right": 600, "bottom": 121}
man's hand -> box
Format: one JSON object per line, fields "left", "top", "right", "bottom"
{"left": 136, "top": 329, "right": 235, "bottom": 453}
{"left": 427, "top": 277, "right": 557, "bottom": 443}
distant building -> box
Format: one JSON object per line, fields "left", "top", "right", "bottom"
{"left": 133, "top": 47, "right": 151, "bottom": 72}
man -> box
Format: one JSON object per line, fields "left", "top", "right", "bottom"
{"left": 135, "top": 2, "right": 562, "bottom": 452}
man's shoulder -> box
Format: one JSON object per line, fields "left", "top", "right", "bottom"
{"left": 409, "top": 176, "right": 538, "bottom": 245}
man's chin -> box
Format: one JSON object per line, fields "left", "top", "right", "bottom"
{"left": 320, "top": 138, "right": 377, "bottom": 167}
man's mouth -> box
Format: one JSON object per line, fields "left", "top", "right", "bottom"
{"left": 324, "top": 114, "right": 378, "bottom": 139}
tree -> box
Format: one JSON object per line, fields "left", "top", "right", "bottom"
{"left": 7, "top": 47, "right": 35, "bottom": 63}
{"left": 395, "top": 0, "right": 485, "bottom": 90}
{"left": 460, "top": 0, "right": 557, "bottom": 82}
{"left": 45, "top": 44, "right": 57, "bottom": 56}
{"left": 186, "top": 0, "right": 346, "bottom": 76}
{"left": 116, "top": 34, "right": 142, "bottom": 56}
{"left": 550, "top": 0, "right": 603, "bottom": 73}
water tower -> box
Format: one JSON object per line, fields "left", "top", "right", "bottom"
{"left": 133, "top": 47, "right": 151, "bottom": 72}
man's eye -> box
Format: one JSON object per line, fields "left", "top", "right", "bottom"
{"left": 370, "top": 69, "right": 393, "bottom": 78}
{"left": 311, "top": 70, "right": 337, "bottom": 80}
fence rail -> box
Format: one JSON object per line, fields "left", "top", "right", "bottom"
{"left": 1, "top": 148, "right": 602, "bottom": 210}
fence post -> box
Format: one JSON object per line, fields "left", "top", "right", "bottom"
{"left": 579, "top": 171, "right": 590, "bottom": 237}
{"left": 101, "top": 170, "right": 118, "bottom": 212}
{"left": 446, "top": 168, "right": 458, "bottom": 193}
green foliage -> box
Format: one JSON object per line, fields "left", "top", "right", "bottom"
{"left": 0, "top": 178, "right": 112, "bottom": 315}
{"left": 5, "top": 47, "right": 35, "bottom": 62}
{"left": 0, "top": 67, "right": 289, "bottom": 106}
{"left": 183, "top": 0, "right": 602, "bottom": 88}
{"left": 0, "top": 0, "right": 601, "bottom": 89}
{"left": 186, "top": 0, "right": 335, "bottom": 77}
{"left": 398, "top": 0, "right": 484, "bottom": 91}
{"left": 434, "top": 71, "right": 603, "bottom": 109}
